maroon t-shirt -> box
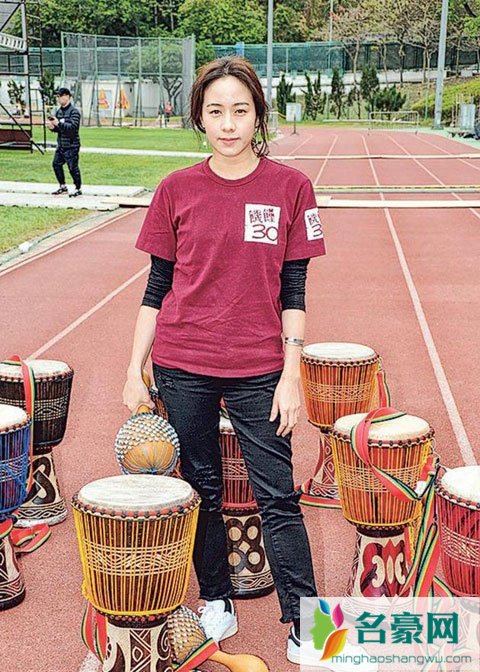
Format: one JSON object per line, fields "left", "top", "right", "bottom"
{"left": 136, "top": 157, "right": 326, "bottom": 376}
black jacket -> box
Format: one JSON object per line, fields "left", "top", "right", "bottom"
{"left": 53, "top": 103, "right": 81, "bottom": 149}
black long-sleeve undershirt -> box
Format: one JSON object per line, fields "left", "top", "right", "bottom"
{"left": 141, "top": 256, "right": 309, "bottom": 311}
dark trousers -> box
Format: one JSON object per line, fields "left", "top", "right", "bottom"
{"left": 153, "top": 364, "right": 317, "bottom": 623}
{"left": 52, "top": 147, "right": 81, "bottom": 189}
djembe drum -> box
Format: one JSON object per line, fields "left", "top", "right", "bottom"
{"left": 73, "top": 474, "right": 200, "bottom": 672}
{"left": 300, "top": 343, "right": 386, "bottom": 507}
{"left": 436, "top": 466, "right": 480, "bottom": 596}
{"left": 0, "top": 359, "right": 73, "bottom": 526}
{"left": 331, "top": 412, "right": 433, "bottom": 596}
{"left": 114, "top": 406, "right": 179, "bottom": 476}
{"left": 220, "top": 411, "right": 274, "bottom": 598}
{"left": 0, "top": 404, "right": 31, "bottom": 610}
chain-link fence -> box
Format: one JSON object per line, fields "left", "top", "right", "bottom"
{"left": 3, "top": 39, "right": 478, "bottom": 84}
{"left": 59, "top": 32, "right": 195, "bottom": 126}
{"left": 214, "top": 41, "right": 480, "bottom": 77}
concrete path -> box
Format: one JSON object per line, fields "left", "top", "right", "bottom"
{"left": 0, "top": 192, "right": 119, "bottom": 210}
{"left": 0, "top": 181, "right": 147, "bottom": 210}
{"left": 0, "top": 181, "right": 145, "bottom": 196}
{"left": 43, "top": 145, "right": 210, "bottom": 158}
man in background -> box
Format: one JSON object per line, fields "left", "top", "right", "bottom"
{"left": 47, "top": 87, "right": 82, "bottom": 197}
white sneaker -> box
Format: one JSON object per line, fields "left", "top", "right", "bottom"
{"left": 198, "top": 598, "right": 238, "bottom": 643}
{"left": 287, "top": 627, "right": 378, "bottom": 670}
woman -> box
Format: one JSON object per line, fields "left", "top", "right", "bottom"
{"left": 123, "top": 57, "right": 325, "bottom": 664}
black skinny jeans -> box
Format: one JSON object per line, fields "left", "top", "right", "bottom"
{"left": 52, "top": 147, "right": 81, "bottom": 189}
{"left": 153, "top": 364, "right": 317, "bottom": 623}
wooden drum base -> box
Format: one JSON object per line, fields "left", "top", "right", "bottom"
{"left": 104, "top": 617, "right": 173, "bottom": 672}
{"left": 223, "top": 509, "right": 275, "bottom": 598}
{"left": 15, "top": 450, "right": 67, "bottom": 526}
{"left": 0, "top": 522, "right": 26, "bottom": 610}
{"left": 346, "top": 526, "right": 409, "bottom": 597}
{"left": 299, "top": 430, "right": 340, "bottom": 508}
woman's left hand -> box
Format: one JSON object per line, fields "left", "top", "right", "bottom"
{"left": 270, "top": 375, "right": 301, "bottom": 437}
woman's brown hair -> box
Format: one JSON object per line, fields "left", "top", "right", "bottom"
{"left": 190, "top": 56, "right": 270, "bottom": 158}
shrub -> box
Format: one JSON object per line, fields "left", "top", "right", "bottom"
{"left": 412, "top": 77, "right": 480, "bottom": 123}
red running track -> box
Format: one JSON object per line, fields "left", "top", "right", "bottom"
{"left": 0, "top": 129, "right": 478, "bottom": 672}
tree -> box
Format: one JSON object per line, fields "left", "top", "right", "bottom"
{"left": 196, "top": 39, "right": 216, "bottom": 68}
{"left": 347, "top": 84, "right": 361, "bottom": 116}
{"left": 360, "top": 65, "right": 380, "bottom": 115}
{"left": 152, "top": 0, "right": 183, "bottom": 33}
{"left": 38, "top": 70, "right": 57, "bottom": 114}
{"left": 276, "top": 74, "right": 296, "bottom": 116}
{"left": 304, "top": 0, "right": 327, "bottom": 31}
{"left": 374, "top": 85, "right": 407, "bottom": 111}
{"left": 330, "top": 67, "right": 345, "bottom": 119}
{"left": 448, "top": 0, "right": 470, "bottom": 76}
{"left": 364, "top": 0, "right": 397, "bottom": 83}
{"left": 126, "top": 40, "right": 185, "bottom": 114}
{"left": 332, "top": 1, "right": 373, "bottom": 86}
{"left": 178, "top": 0, "right": 266, "bottom": 44}
{"left": 274, "top": 5, "right": 309, "bottom": 42}
{"left": 302, "top": 71, "right": 326, "bottom": 120}
{"left": 39, "top": 0, "right": 158, "bottom": 46}
{"left": 7, "top": 80, "right": 26, "bottom": 115}
{"left": 409, "top": 2, "right": 441, "bottom": 83}
{"left": 381, "top": 0, "right": 417, "bottom": 84}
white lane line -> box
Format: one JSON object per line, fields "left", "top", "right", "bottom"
{"left": 362, "top": 134, "right": 476, "bottom": 466}
{"left": 386, "top": 133, "right": 480, "bottom": 221}
{"left": 78, "top": 652, "right": 101, "bottom": 672}
{"left": 271, "top": 131, "right": 316, "bottom": 159}
{"left": 0, "top": 209, "right": 140, "bottom": 279}
{"left": 413, "top": 133, "right": 480, "bottom": 172}
{"left": 286, "top": 133, "right": 315, "bottom": 156}
{"left": 314, "top": 135, "right": 339, "bottom": 185}
{"left": 28, "top": 265, "right": 149, "bottom": 359}
{"left": 315, "top": 197, "right": 480, "bottom": 208}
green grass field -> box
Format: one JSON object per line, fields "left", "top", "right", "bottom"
{"left": 33, "top": 126, "right": 207, "bottom": 151}
{"left": 0, "top": 207, "right": 91, "bottom": 253}
{"left": 0, "top": 151, "right": 198, "bottom": 189}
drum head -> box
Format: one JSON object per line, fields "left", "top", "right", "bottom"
{"left": 441, "top": 466, "right": 480, "bottom": 503}
{"left": 0, "top": 403, "right": 28, "bottom": 430}
{"left": 334, "top": 412, "right": 431, "bottom": 441}
{"left": 302, "top": 342, "right": 376, "bottom": 361}
{"left": 0, "top": 359, "right": 71, "bottom": 378}
{"left": 77, "top": 474, "right": 193, "bottom": 511}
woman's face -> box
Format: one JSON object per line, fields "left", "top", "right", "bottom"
{"left": 201, "top": 75, "right": 257, "bottom": 161}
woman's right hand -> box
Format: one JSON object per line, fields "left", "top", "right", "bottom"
{"left": 122, "top": 370, "right": 154, "bottom": 414}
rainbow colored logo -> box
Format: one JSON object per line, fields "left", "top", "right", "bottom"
{"left": 311, "top": 599, "right": 348, "bottom": 660}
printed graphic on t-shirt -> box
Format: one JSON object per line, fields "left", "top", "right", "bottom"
{"left": 244, "top": 204, "right": 281, "bottom": 245}
{"left": 304, "top": 207, "right": 324, "bottom": 241}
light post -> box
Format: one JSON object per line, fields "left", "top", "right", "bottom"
{"left": 328, "top": 0, "right": 334, "bottom": 73}
{"left": 433, "top": 0, "right": 449, "bottom": 129}
{"left": 266, "top": 0, "right": 274, "bottom": 107}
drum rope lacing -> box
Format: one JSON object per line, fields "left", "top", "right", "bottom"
{"left": 303, "top": 380, "right": 375, "bottom": 403}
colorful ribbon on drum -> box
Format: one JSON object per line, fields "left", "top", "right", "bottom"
{"left": 299, "top": 362, "right": 391, "bottom": 509}
{"left": 350, "top": 407, "right": 452, "bottom": 598}
{"left": 1, "top": 356, "right": 51, "bottom": 551}
{"left": 0, "top": 517, "right": 51, "bottom": 553}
